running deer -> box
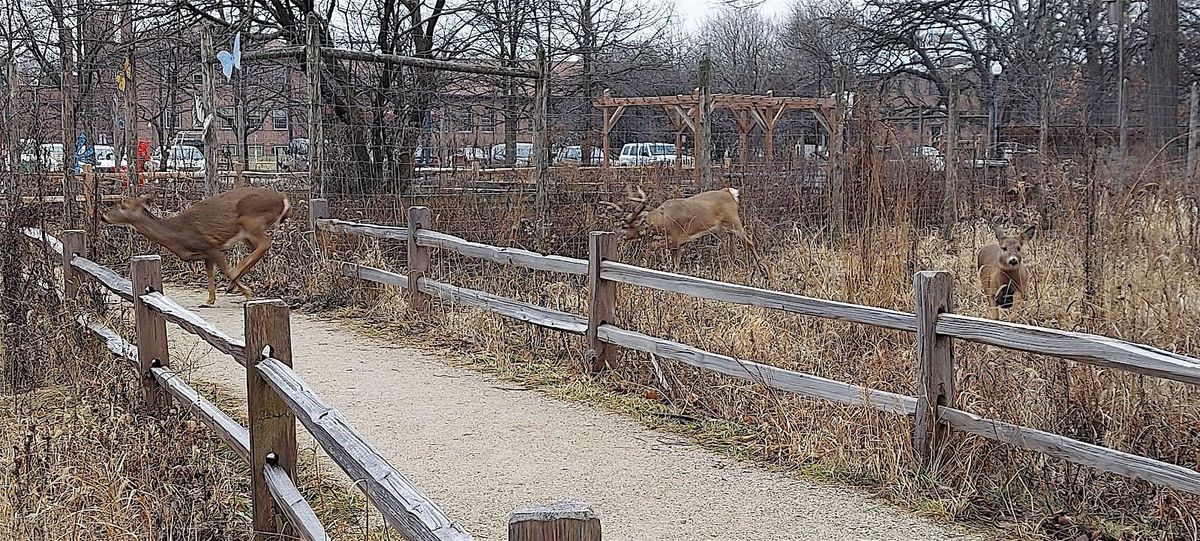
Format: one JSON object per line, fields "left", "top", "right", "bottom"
{"left": 603, "top": 186, "right": 764, "bottom": 270}
{"left": 102, "top": 187, "right": 291, "bottom": 306}
{"left": 977, "top": 224, "right": 1035, "bottom": 318}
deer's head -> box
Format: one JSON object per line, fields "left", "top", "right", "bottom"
{"left": 990, "top": 224, "right": 1035, "bottom": 271}
{"left": 602, "top": 186, "right": 651, "bottom": 241}
{"left": 101, "top": 194, "right": 156, "bottom": 225}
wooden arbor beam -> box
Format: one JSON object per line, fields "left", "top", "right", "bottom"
{"left": 592, "top": 91, "right": 834, "bottom": 171}
{"left": 748, "top": 104, "right": 790, "bottom": 164}
{"left": 728, "top": 108, "right": 756, "bottom": 168}
{"left": 662, "top": 105, "right": 696, "bottom": 170}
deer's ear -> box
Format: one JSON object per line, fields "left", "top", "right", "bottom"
{"left": 992, "top": 224, "right": 1006, "bottom": 241}
{"left": 1019, "top": 225, "right": 1036, "bottom": 242}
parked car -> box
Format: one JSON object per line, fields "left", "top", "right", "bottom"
{"left": 93, "top": 145, "right": 129, "bottom": 172}
{"left": 794, "top": 143, "right": 828, "bottom": 160}
{"left": 554, "top": 146, "right": 605, "bottom": 166}
{"left": 452, "top": 147, "right": 489, "bottom": 165}
{"left": 148, "top": 145, "right": 205, "bottom": 172}
{"left": 32, "top": 143, "right": 66, "bottom": 172}
{"left": 490, "top": 142, "right": 534, "bottom": 166}
{"left": 413, "top": 146, "right": 440, "bottom": 167}
{"left": 617, "top": 142, "right": 691, "bottom": 167}
{"left": 909, "top": 145, "right": 945, "bottom": 171}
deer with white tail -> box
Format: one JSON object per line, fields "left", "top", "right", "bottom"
{"left": 102, "top": 187, "right": 291, "bottom": 307}
{"left": 603, "top": 186, "right": 765, "bottom": 273}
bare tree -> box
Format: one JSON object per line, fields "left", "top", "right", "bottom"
{"left": 698, "top": 6, "right": 782, "bottom": 94}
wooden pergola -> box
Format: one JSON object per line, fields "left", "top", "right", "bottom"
{"left": 594, "top": 89, "right": 838, "bottom": 177}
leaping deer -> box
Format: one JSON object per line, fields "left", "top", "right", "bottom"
{"left": 102, "top": 187, "right": 291, "bottom": 307}
{"left": 603, "top": 186, "right": 764, "bottom": 270}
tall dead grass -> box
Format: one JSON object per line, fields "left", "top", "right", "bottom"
{"left": 80, "top": 149, "right": 1200, "bottom": 538}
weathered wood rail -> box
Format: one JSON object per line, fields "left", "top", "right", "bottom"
{"left": 23, "top": 227, "right": 598, "bottom": 541}
{"left": 315, "top": 208, "right": 1200, "bottom": 497}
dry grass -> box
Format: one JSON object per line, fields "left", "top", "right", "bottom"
{"left": 74, "top": 152, "right": 1200, "bottom": 539}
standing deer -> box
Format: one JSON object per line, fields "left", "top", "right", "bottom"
{"left": 977, "top": 224, "right": 1035, "bottom": 318}
{"left": 102, "top": 187, "right": 291, "bottom": 307}
{"left": 604, "top": 186, "right": 763, "bottom": 270}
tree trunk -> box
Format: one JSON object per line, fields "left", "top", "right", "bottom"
{"left": 1147, "top": 0, "right": 1180, "bottom": 148}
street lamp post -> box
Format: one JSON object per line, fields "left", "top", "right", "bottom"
{"left": 988, "top": 61, "right": 1002, "bottom": 183}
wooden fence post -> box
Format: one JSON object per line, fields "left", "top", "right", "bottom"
{"left": 308, "top": 197, "right": 328, "bottom": 233}
{"left": 61, "top": 230, "right": 85, "bottom": 301}
{"left": 509, "top": 502, "right": 601, "bottom": 541}
{"left": 913, "top": 270, "right": 954, "bottom": 465}
{"left": 245, "top": 299, "right": 298, "bottom": 540}
{"left": 586, "top": 231, "right": 617, "bottom": 372}
{"left": 407, "top": 206, "right": 431, "bottom": 313}
{"left": 234, "top": 160, "right": 245, "bottom": 188}
{"left": 131, "top": 255, "right": 170, "bottom": 410}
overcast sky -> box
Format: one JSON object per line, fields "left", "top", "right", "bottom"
{"left": 673, "top": 0, "right": 794, "bottom": 30}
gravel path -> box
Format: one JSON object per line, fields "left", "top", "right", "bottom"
{"left": 163, "top": 288, "right": 980, "bottom": 541}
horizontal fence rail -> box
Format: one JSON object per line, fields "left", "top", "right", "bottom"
{"left": 140, "top": 291, "right": 247, "bottom": 362}
{"left": 152, "top": 366, "right": 252, "bottom": 464}
{"left": 317, "top": 206, "right": 1200, "bottom": 498}
{"left": 415, "top": 230, "right": 589, "bottom": 275}
{"left": 264, "top": 462, "right": 330, "bottom": 541}
{"left": 937, "top": 314, "right": 1200, "bottom": 385}
{"left": 420, "top": 278, "right": 588, "bottom": 334}
{"left": 72, "top": 256, "right": 135, "bottom": 300}
{"left": 316, "top": 218, "right": 410, "bottom": 241}
{"left": 597, "top": 325, "right": 918, "bottom": 415}
{"left": 938, "top": 405, "right": 1200, "bottom": 494}
{"left": 256, "top": 358, "right": 474, "bottom": 541}
{"left": 600, "top": 261, "right": 918, "bottom": 332}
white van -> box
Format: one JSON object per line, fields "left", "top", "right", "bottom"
{"left": 490, "top": 142, "right": 534, "bottom": 166}
{"left": 617, "top": 142, "right": 691, "bottom": 166}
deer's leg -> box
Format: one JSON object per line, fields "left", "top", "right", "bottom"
{"left": 723, "top": 216, "right": 765, "bottom": 270}
{"left": 226, "top": 236, "right": 272, "bottom": 294}
{"left": 202, "top": 260, "right": 217, "bottom": 307}
{"left": 216, "top": 255, "right": 253, "bottom": 299}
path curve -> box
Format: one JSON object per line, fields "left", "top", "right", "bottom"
{"left": 164, "top": 288, "right": 979, "bottom": 541}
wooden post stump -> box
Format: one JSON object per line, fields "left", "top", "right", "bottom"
{"left": 234, "top": 160, "right": 245, "bottom": 188}
{"left": 586, "top": 231, "right": 617, "bottom": 372}
{"left": 245, "top": 299, "right": 298, "bottom": 540}
{"left": 61, "top": 230, "right": 85, "bottom": 301}
{"left": 509, "top": 502, "right": 600, "bottom": 541}
{"left": 308, "top": 197, "right": 328, "bottom": 233}
{"left": 407, "top": 206, "right": 431, "bottom": 312}
{"left": 131, "top": 255, "right": 169, "bottom": 410}
{"left": 913, "top": 270, "right": 955, "bottom": 465}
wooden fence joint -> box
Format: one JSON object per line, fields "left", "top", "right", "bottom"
{"left": 61, "top": 230, "right": 85, "bottom": 301}
{"left": 407, "top": 206, "right": 432, "bottom": 313}
{"left": 586, "top": 231, "right": 618, "bottom": 372}
{"left": 913, "top": 270, "right": 955, "bottom": 466}
{"left": 131, "top": 255, "right": 170, "bottom": 412}
{"left": 308, "top": 198, "right": 328, "bottom": 233}
{"left": 245, "top": 299, "right": 298, "bottom": 540}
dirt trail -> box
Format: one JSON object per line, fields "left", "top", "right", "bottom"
{"left": 163, "top": 287, "right": 979, "bottom": 541}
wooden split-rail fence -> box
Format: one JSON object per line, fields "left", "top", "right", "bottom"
{"left": 20, "top": 196, "right": 1200, "bottom": 539}
{"left": 307, "top": 200, "right": 1200, "bottom": 494}
{"left": 22, "top": 226, "right": 599, "bottom": 541}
